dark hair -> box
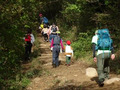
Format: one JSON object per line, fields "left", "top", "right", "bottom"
{"left": 27, "top": 28, "right": 32, "bottom": 34}
{"left": 52, "top": 22, "right": 57, "bottom": 25}
{"left": 44, "top": 24, "right": 47, "bottom": 28}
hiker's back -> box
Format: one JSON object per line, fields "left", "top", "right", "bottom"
{"left": 96, "top": 28, "right": 112, "bottom": 50}
{"left": 53, "top": 35, "right": 61, "bottom": 45}
{"left": 51, "top": 26, "right": 57, "bottom": 33}
{"left": 43, "top": 28, "right": 48, "bottom": 34}
{"left": 65, "top": 45, "right": 73, "bottom": 53}
{"left": 43, "top": 17, "right": 48, "bottom": 24}
{"left": 25, "top": 34, "right": 31, "bottom": 43}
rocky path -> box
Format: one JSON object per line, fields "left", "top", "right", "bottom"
{"left": 27, "top": 35, "right": 120, "bottom": 90}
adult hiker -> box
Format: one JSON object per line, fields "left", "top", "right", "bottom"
{"left": 41, "top": 24, "right": 49, "bottom": 42}
{"left": 65, "top": 40, "right": 73, "bottom": 66}
{"left": 50, "top": 31, "right": 64, "bottom": 68}
{"left": 92, "top": 28, "right": 115, "bottom": 87}
{"left": 24, "top": 28, "right": 35, "bottom": 60}
{"left": 39, "top": 13, "right": 49, "bottom": 25}
{"left": 48, "top": 23, "right": 59, "bottom": 43}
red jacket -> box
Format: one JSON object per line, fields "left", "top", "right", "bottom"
{"left": 25, "top": 34, "right": 31, "bottom": 42}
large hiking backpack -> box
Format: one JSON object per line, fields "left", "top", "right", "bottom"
{"left": 53, "top": 35, "right": 61, "bottom": 45}
{"left": 51, "top": 26, "right": 57, "bottom": 33}
{"left": 43, "top": 17, "right": 48, "bottom": 24}
{"left": 96, "top": 28, "right": 113, "bottom": 50}
{"left": 25, "top": 34, "right": 31, "bottom": 42}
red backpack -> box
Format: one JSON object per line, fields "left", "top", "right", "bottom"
{"left": 25, "top": 34, "right": 31, "bottom": 42}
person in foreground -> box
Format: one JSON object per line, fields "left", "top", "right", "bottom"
{"left": 92, "top": 28, "right": 115, "bottom": 87}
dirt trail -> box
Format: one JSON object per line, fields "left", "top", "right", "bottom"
{"left": 27, "top": 35, "right": 120, "bottom": 90}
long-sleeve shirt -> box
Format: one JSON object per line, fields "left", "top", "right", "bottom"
{"left": 50, "top": 38, "right": 64, "bottom": 50}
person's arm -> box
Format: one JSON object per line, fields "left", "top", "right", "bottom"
{"left": 60, "top": 39, "right": 64, "bottom": 50}
{"left": 56, "top": 26, "right": 59, "bottom": 31}
{"left": 50, "top": 38, "right": 54, "bottom": 48}
{"left": 111, "top": 43, "right": 115, "bottom": 60}
{"left": 92, "top": 43, "right": 96, "bottom": 58}
{"left": 111, "top": 43, "right": 114, "bottom": 54}
{"left": 48, "top": 26, "right": 52, "bottom": 34}
{"left": 71, "top": 46, "right": 74, "bottom": 57}
{"left": 92, "top": 43, "right": 97, "bottom": 62}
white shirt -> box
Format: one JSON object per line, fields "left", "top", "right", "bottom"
{"left": 91, "top": 35, "right": 98, "bottom": 44}
{"left": 30, "top": 34, "right": 35, "bottom": 44}
{"left": 65, "top": 45, "right": 73, "bottom": 57}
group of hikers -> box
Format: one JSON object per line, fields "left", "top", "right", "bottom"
{"left": 38, "top": 13, "right": 74, "bottom": 67}
{"left": 24, "top": 13, "right": 116, "bottom": 87}
{"left": 24, "top": 13, "right": 74, "bottom": 68}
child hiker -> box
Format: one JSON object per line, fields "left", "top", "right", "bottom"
{"left": 65, "top": 40, "right": 73, "bottom": 66}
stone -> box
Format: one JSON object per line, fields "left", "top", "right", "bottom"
{"left": 104, "top": 77, "right": 120, "bottom": 84}
{"left": 86, "top": 67, "right": 98, "bottom": 78}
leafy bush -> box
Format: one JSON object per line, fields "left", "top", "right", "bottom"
{"left": 72, "top": 33, "right": 92, "bottom": 59}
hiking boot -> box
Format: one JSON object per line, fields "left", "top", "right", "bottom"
{"left": 98, "top": 79, "right": 104, "bottom": 87}
{"left": 52, "top": 63, "right": 56, "bottom": 68}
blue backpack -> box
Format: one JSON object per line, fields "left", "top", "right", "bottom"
{"left": 43, "top": 17, "right": 48, "bottom": 24}
{"left": 96, "top": 28, "right": 113, "bottom": 50}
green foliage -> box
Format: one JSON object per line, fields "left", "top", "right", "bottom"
{"left": 21, "top": 76, "right": 30, "bottom": 88}
{"left": 0, "top": 0, "right": 42, "bottom": 89}
{"left": 1, "top": 0, "right": 120, "bottom": 89}
{"left": 72, "top": 33, "right": 92, "bottom": 59}
{"left": 25, "top": 68, "right": 43, "bottom": 78}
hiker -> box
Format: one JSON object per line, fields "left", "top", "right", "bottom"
{"left": 65, "top": 40, "right": 73, "bottom": 66}
{"left": 92, "top": 28, "right": 115, "bottom": 87}
{"left": 50, "top": 31, "right": 64, "bottom": 68}
{"left": 39, "top": 13, "right": 49, "bottom": 25}
{"left": 39, "top": 13, "right": 43, "bottom": 24}
{"left": 48, "top": 23, "right": 59, "bottom": 43}
{"left": 24, "top": 29, "right": 35, "bottom": 60}
{"left": 39, "top": 13, "right": 49, "bottom": 32}
{"left": 41, "top": 24, "right": 49, "bottom": 42}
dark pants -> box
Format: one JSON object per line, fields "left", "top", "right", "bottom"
{"left": 44, "top": 34, "right": 48, "bottom": 41}
{"left": 25, "top": 42, "right": 32, "bottom": 60}
{"left": 52, "top": 45, "right": 60, "bottom": 66}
